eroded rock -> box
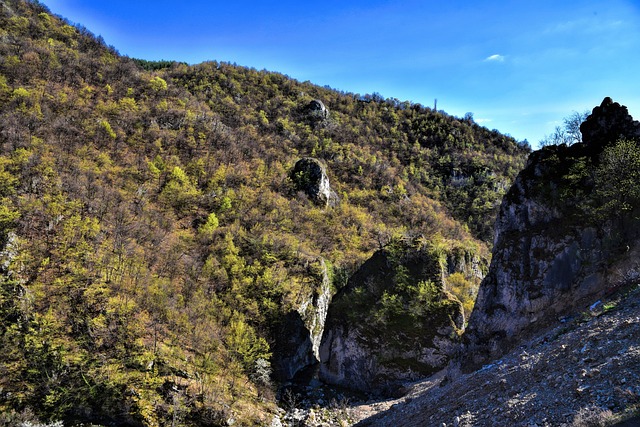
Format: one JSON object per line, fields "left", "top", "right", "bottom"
{"left": 272, "top": 258, "right": 334, "bottom": 381}
{"left": 463, "top": 98, "right": 640, "bottom": 370}
{"left": 290, "top": 158, "right": 338, "bottom": 207}
{"left": 319, "top": 241, "right": 464, "bottom": 395}
{"left": 306, "top": 99, "right": 329, "bottom": 121}
{"left": 580, "top": 97, "right": 640, "bottom": 148}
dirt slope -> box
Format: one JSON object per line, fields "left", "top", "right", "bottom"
{"left": 351, "top": 285, "right": 640, "bottom": 427}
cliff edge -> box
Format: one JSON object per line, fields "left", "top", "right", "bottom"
{"left": 463, "top": 97, "right": 640, "bottom": 370}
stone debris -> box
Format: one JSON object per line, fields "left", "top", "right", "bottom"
{"left": 351, "top": 285, "right": 640, "bottom": 426}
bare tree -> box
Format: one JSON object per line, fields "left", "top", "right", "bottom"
{"left": 540, "top": 110, "right": 590, "bottom": 147}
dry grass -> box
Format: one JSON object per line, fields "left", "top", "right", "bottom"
{"left": 571, "top": 406, "right": 614, "bottom": 427}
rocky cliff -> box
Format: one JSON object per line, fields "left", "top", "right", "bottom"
{"left": 318, "top": 241, "right": 466, "bottom": 394}
{"left": 290, "top": 158, "right": 339, "bottom": 207}
{"left": 354, "top": 283, "right": 640, "bottom": 426}
{"left": 272, "top": 258, "right": 333, "bottom": 381}
{"left": 463, "top": 98, "right": 640, "bottom": 369}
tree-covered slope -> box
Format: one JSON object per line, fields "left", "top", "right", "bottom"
{"left": 355, "top": 97, "right": 640, "bottom": 427}
{"left": 0, "top": 1, "right": 529, "bottom": 425}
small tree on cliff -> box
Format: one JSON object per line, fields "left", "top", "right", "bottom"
{"left": 594, "top": 138, "right": 640, "bottom": 217}
{"left": 540, "top": 111, "right": 589, "bottom": 147}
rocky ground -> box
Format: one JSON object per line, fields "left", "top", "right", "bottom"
{"left": 278, "top": 283, "right": 640, "bottom": 426}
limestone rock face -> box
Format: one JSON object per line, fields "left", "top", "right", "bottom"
{"left": 272, "top": 311, "right": 315, "bottom": 381}
{"left": 445, "top": 247, "right": 487, "bottom": 281}
{"left": 463, "top": 98, "right": 640, "bottom": 370}
{"left": 318, "top": 242, "right": 464, "bottom": 394}
{"left": 272, "top": 258, "right": 333, "bottom": 381}
{"left": 306, "top": 99, "right": 329, "bottom": 121}
{"left": 290, "top": 158, "right": 338, "bottom": 207}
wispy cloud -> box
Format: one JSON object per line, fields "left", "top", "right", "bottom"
{"left": 545, "top": 19, "right": 625, "bottom": 36}
{"left": 484, "top": 54, "right": 505, "bottom": 62}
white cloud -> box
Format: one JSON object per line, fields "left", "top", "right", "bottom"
{"left": 484, "top": 54, "right": 505, "bottom": 62}
{"left": 475, "top": 118, "right": 492, "bottom": 124}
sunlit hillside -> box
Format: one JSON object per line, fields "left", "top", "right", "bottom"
{"left": 0, "top": 1, "right": 529, "bottom": 425}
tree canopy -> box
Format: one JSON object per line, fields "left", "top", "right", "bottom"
{"left": 0, "top": 1, "right": 530, "bottom": 424}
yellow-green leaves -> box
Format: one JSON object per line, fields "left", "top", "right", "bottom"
{"left": 226, "top": 316, "right": 270, "bottom": 370}
{"left": 198, "top": 212, "right": 219, "bottom": 238}
{"left": 149, "top": 76, "right": 168, "bottom": 92}
{"left": 595, "top": 138, "right": 640, "bottom": 216}
{"left": 0, "top": 157, "right": 19, "bottom": 231}
{"left": 0, "top": 204, "right": 19, "bottom": 229}
{"left": 100, "top": 119, "right": 117, "bottom": 140}
{"left": 159, "top": 166, "right": 201, "bottom": 215}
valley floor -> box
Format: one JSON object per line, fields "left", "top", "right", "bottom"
{"left": 343, "top": 284, "right": 640, "bottom": 426}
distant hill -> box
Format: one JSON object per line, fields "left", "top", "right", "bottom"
{"left": 0, "top": 0, "right": 528, "bottom": 425}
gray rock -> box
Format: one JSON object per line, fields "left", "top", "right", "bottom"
{"left": 290, "top": 158, "right": 338, "bottom": 207}
{"left": 580, "top": 97, "right": 640, "bottom": 148}
{"left": 307, "top": 99, "right": 329, "bottom": 121}
{"left": 319, "top": 242, "right": 464, "bottom": 394}
{"left": 272, "top": 258, "right": 334, "bottom": 381}
{"left": 463, "top": 98, "right": 640, "bottom": 371}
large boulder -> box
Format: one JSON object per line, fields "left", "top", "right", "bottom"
{"left": 580, "top": 97, "right": 640, "bottom": 148}
{"left": 290, "top": 158, "right": 338, "bottom": 207}
{"left": 306, "top": 99, "right": 329, "bottom": 121}
{"left": 319, "top": 241, "right": 464, "bottom": 395}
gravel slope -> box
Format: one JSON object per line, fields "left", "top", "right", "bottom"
{"left": 352, "top": 285, "right": 640, "bottom": 427}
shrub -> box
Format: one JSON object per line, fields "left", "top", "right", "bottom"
{"left": 571, "top": 406, "right": 614, "bottom": 427}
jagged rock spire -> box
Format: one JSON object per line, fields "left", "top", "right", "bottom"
{"left": 580, "top": 97, "right": 640, "bottom": 147}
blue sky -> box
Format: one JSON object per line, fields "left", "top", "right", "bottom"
{"left": 42, "top": 0, "right": 640, "bottom": 147}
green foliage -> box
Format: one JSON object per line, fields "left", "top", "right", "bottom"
{"left": 99, "top": 119, "right": 116, "bottom": 140}
{"left": 0, "top": 2, "right": 527, "bottom": 424}
{"left": 377, "top": 278, "right": 442, "bottom": 322}
{"left": 226, "top": 316, "right": 270, "bottom": 371}
{"left": 532, "top": 137, "right": 640, "bottom": 229}
{"left": 337, "top": 239, "right": 464, "bottom": 340}
{"left": 149, "top": 75, "right": 168, "bottom": 92}
{"left": 12, "top": 87, "right": 30, "bottom": 99}
{"left": 132, "top": 58, "right": 184, "bottom": 71}
{"left": 198, "top": 212, "right": 219, "bottom": 238}
{"left": 0, "top": 159, "right": 19, "bottom": 232}
{"left": 594, "top": 138, "right": 640, "bottom": 217}
{"left": 159, "top": 166, "right": 201, "bottom": 215}
{"left": 446, "top": 272, "right": 477, "bottom": 318}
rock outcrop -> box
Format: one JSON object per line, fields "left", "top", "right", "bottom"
{"left": 445, "top": 246, "right": 487, "bottom": 280}
{"left": 355, "top": 284, "right": 640, "bottom": 427}
{"left": 290, "top": 158, "right": 338, "bottom": 207}
{"left": 306, "top": 99, "right": 329, "bottom": 121}
{"left": 272, "top": 258, "right": 333, "bottom": 381}
{"left": 463, "top": 98, "right": 640, "bottom": 370}
{"left": 319, "top": 241, "right": 464, "bottom": 395}
{"left": 580, "top": 97, "right": 640, "bottom": 148}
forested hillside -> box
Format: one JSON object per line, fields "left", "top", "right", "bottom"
{"left": 0, "top": 1, "right": 529, "bottom": 425}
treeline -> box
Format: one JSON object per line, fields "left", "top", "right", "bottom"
{"left": 0, "top": 1, "right": 528, "bottom": 425}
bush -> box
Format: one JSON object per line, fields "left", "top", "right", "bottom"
{"left": 571, "top": 406, "right": 614, "bottom": 427}
{"left": 594, "top": 138, "right": 640, "bottom": 217}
